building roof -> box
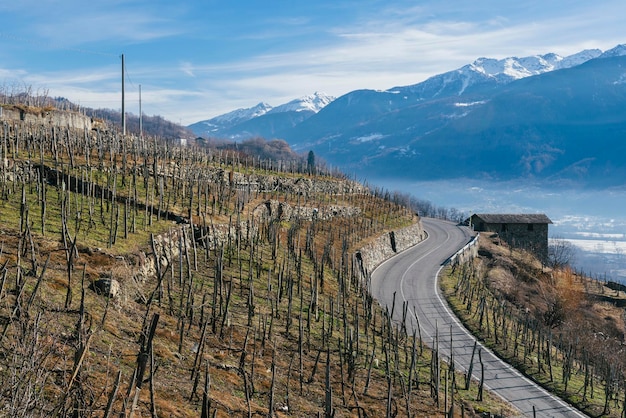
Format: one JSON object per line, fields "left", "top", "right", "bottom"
{"left": 471, "top": 213, "right": 552, "bottom": 224}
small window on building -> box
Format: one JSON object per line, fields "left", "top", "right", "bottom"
{"left": 527, "top": 224, "right": 534, "bottom": 231}
{"left": 501, "top": 223, "right": 507, "bottom": 232}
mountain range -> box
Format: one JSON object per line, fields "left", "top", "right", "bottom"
{"left": 188, "top": 44, "right": 626, "bottom": 188}
{"left": 188, "top": 92, "right": 335, "bottom": 140}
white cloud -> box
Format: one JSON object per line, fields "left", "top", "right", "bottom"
{"left": 2, "top": 1, "right": 186, "bottom": 48}
{"left": 3, "top": 0, "right": 626, "bottom": 126}
{"left": 180, "top": 62, "right": 196, "bottom": 78}
{"left": 35, "top": 13, "right": 181, "bottom": 47}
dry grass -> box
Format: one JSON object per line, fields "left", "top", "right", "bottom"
{"left": 443, "top": 233, "right": 626, "bottom": 417}
{"left": 0, "top": 199, "right": 513, "bottom": 417}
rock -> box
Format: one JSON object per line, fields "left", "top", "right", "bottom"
{"left": 92, "top": 278, "right": 121, "bottom": 298}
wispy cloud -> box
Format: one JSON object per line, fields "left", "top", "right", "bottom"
{"left": 28, "top": 68, "right": 119, "bottom": 86}
{"left": 180, "top": 62, "right": 196, "bottom": 78}
{"left": 2, "top": 0, "right": 185, "bottom": 48}
{"left": 35, "top": 12, "right": 182, "bottom": 47}
{"left": 2, "top": 0, "right": 624, "bottom": 125}
{"left": 173, "top": 2, "right": 624, "bottom": 122}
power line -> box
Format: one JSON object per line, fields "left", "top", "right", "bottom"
{"left": 123, "top": 55, "right": 137, "bottom": 90}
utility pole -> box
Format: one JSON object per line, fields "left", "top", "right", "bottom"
{"left": 139, "top": 84, "right": 142, "bottom": 138}
{"left": 121, "top": 53, "right": 126, "bottom": 135}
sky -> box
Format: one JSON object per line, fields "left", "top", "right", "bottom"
{"left": 0, "top": 0, "right": 624, "bottom": 126}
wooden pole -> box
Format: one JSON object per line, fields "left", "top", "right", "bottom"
{"left": 130, "top": 313, "right": 159, "bottom": 418}
{"left": 121, "top": 53, "right": 126, "bottom": 136}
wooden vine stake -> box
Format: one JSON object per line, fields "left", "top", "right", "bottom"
{"left": 130, "top": 313, "right": 160, "bottom": 418}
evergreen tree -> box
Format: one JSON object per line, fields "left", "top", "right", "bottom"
{"left": 307, "top": 150, "right": 316, "bottom": 175}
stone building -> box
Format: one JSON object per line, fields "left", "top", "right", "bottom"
{"left": 467, "top": 213, "right": 552, "bottom": 261}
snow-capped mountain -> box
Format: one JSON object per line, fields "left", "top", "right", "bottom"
{"left": 469, "top": 49, "right": 602, "bottom": 80}
{"left": 212, "top": 102, "right": 272, "bottom": 124}
{"left": 390, "top": 49, "right": 603, "bottom": 98}
{"left": 283, "top": 45, "right": 626, "bottom": 187}
{"left": 600, "top": 44, "right": 626, "bottom": 58}
{"left": 188, "top": 92, "right": 335, "bottom": 138}
{"left": 556, "top": 48, "right": 605, "bottom": 68}
{"left": 268, "top": 92, "right": 335, "bottom": 114}
{"left": 187, "top": 102, "right": 272, "bottom": 135}
{"left": 188, "top": 44, "right": 626, "bottom": 187}
{"left": 192, "top": 47, "right": 605, "bottom": 137}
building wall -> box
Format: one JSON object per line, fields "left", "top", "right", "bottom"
{"left": 472, "top": 216, "right": 549, "bottom": 261}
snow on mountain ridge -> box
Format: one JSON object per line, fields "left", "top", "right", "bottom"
{"left": 210, "top": 102, "right": 273, "bottom": 125}
{"left": 208, "top": 92, "right": 335, "bottom": 124}
{"left": 600, "top": 44, "right": 626, "bottom": 58}
{"left": 469, "top": 49, "right": 602, "bottom": 81}
{"left": 389, "top": 47, "right": 605, "bottom": 98}
{"left": 188, "top": 93, "right": 336, "bottom": 137}
{"left": 558, "top": 49, "right": 603, "bottom": 68}
{"left": 192, "top": 45, "right": 619, "bottom": 134}
{"left": 268, "top": 92, "right": 335, "bottom": 114}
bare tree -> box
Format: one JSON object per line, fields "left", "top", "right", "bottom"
{"left": 548, "top": 237, "right": 576, "bottom": 268}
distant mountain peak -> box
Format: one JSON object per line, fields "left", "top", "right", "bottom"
{"left": 187, "top": 92, "right": 336, "bottom": 138}
{"left": 268, "top": 92, "right": 336, "bottom": 114}
{"left": 468, "top": 49, "right": 603, "bottom": 81}
{"left": 189, "top": 43, "right": 626, "bottom": 155}
{"left": 560, "top": 49, "right": 603, "bottom": 67}
{"left": 186, "top": 102, "right": 273, "bottom": 135}
{"left": 389, "top": 48, "right": 604, "bottom": 98}
{"left": 212, "top": 102, "right": 273, "bottom": 124}
{"left": 601, "top": 44, "right": 626, "bottom": 58}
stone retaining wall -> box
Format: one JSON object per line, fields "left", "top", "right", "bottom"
{"left": 133, "top": 199, "right": 366, "bottom": 282}
{"left": 354, "top": 220, "right": 426, "bottom": 283}
{"left": 1, "top": 107, "right": 93, "bottom": 130}
{"left": 132, "top": 204, "right": 426, "bottom": 294}
{"left": 252, "top": 199, "right": 361, "bottom": 222}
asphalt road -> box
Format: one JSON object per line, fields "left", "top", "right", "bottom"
{"left": 370, "top": 217, "right": 586, "bottom": 418}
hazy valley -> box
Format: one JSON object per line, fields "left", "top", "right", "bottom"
{"left": 370, "top": 177, "right": 626, "bottom": 282}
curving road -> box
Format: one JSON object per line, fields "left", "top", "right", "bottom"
{"left": 371, "top": 217, "right": 586, "bottom": 418}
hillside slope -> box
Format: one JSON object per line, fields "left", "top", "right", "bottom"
{"left": 442, "top": 234, "right": 626, "bottom": 417}
{"left": 0, "top": 118, "right": 512, "bottom": 417}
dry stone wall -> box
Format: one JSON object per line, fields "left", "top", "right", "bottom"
{"left": 130, "top": 202, "right": 426, "bottom": 302}
{"left": 1, "top": 107, "right": 93, "bottom": 131}
{"left": 354, "top": 220, "right": 426, "bottom": 283}
{"left": 171, "top": 167, "right": 366, "bottom": 196}
{"left": 252, "top": 199, "right": 362, "bottom": 222}
{"left": 134, "top": 226, "right": 197, "bottom": 284}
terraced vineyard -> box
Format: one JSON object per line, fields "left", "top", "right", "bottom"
{"left": 0, "top": 116, "right": 510, "bottom": 417}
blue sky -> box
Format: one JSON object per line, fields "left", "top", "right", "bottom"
{"left": 1, "top": 0, "right": 624, "bottom": 125}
